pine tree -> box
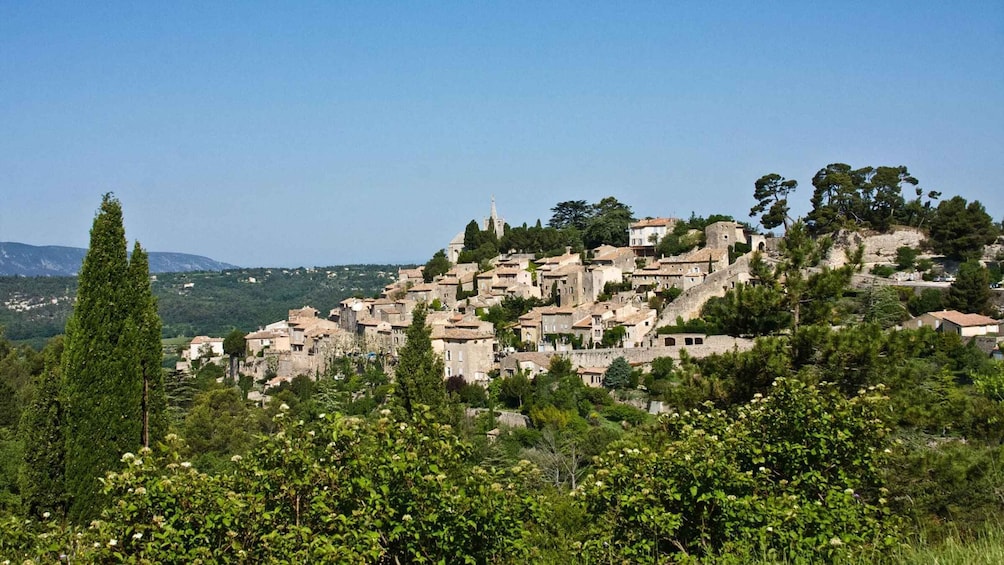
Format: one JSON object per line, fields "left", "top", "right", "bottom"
{"left": 62, "top": 194, "right": 144, "bottom": 521}
{"left": 128, "top": 243, "right": 167, "bottom": 448}
{"left": 603, "top": 356, "right": 633, "bottom": 390}
{"left": 947, "top": 260, "right": 992, "bottom": 314}
{"left": 393, "top": 304, "right": 449, "bottom": 420}
{"left": 19, "top": 337, "right": 66, "bottom": 519}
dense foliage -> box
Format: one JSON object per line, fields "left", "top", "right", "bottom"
{"left": 60, "top": 195, "right": 166, "bottom": 521}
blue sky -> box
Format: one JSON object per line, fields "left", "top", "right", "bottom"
{"left": 2, "top": 2, "right": 1001, "bottom": 267}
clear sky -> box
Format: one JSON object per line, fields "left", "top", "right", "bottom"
{"left": 2, "top": 2, "right": 1001, "bottom": 267}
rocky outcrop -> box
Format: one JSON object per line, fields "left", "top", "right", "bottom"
{"left": 824, "top": 227, "right": 927, "bottom": 268}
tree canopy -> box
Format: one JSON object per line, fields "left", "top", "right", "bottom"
{"left": 750, "top": 173, "right": 797, "bottom": 231}
{"left": 422, "top": 249, "right": 451, "bottom": 283}
{"left": 946, "top": 260, "right": 992, "bottom": 315}
{"left": 927, "top": 196, "right": 998, "bottom": 260}
{"left": 806, "top": 163, "right": 923, "bottom": 233}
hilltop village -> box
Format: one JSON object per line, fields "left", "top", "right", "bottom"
{"left": 179, "top": 197, "right": 1003, "bottom": 407}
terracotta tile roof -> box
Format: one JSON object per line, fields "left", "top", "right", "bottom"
{"left": 245, "top": 330, "right": 279, "bottom": 340}
{"left": 618, "top": 310, "right": 656, "bottom": 326}
{"left": 538, "top": 306, "right": 577, "bottom": 315}
{"left": 190, "top": 335, "right": 222, "bottom": 345}
{"left": 431, "top": 327, "right": 495, "bottom": 340}
{"left": 630, "top": 217, "right": 676, "bottom": 228}
{"left": 663, "top": 247, "right": 728, "bottom": 263}
{"left": 510, "top": 352, "right": 554, "bottom": 368}
{"left": 593, "top": 248, "right": 632, "bottom": 262}
{"left": 519, "top": 312, "right": 542, "bottom": 325}
{"left": 931, "top": 310, "right": 1000, "bottom": 327}
{"left": 541, "top": 264, "right": 582, "bottom": 277}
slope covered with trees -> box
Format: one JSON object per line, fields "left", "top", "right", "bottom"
{"left": 0, "top": 265, "right": 401, "bottom": 346}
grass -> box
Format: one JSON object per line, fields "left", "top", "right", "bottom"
{"left": 889, "top": 524, "right": 1004, "bottom": 565}
{"left": 714, "top": 523, "right": 1004, "bottom": 565}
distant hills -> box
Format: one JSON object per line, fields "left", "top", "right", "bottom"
{"left": 0, "top": 242, "right": 236, "bottom": 276}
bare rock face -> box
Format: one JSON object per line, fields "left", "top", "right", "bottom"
{"left": 984, "top": 243, "right": 1004, "bottom": 262}
{"left": 824, "top": 227, "right": 927, "bottom": 268}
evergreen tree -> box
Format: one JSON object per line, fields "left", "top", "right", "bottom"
{"left": 928, "top": 196, "right": 998, "bottom": 260}
{"left": 393, "top": 305, "right": 449, "bottom": 420}
{"left": 603, "top": 357, "right": 633, "bottom": 390}
{"left": 18, "top": 337, "right": 65, "bottom": 519}
{"left": 462, "top": 219, "right": 482, "bottom": 251}
{"left": 947, "top": 260, "right": 992, "bottom": 315}
{"left": 750, "top": 173, "right": 797, "bottom": 231}
{"left": 861, "top": 283, "right": 908, "bottom": 328}
{"left": 127, "top": 243, "right": 167, "bottom": 448}
{"left": 423, "top": 249, "right": 451, "bottom": 283}
{"left": 62, "top": 194, "right": 144, "bottom": 521}
{"left": 223, "top": 329, "right": 247, "bottom": 385}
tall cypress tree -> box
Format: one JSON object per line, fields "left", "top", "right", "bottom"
{"left": 393, "top": 304, "right": 449, "bottom": 420}
{"left": 62, "top": 194, "right": 144, "bottom": 521}
{"left": 19, "top": 337, "right": 66, "bottom": 519}
{"left": 127, "top": 242, "right": 167, "bottom": 448}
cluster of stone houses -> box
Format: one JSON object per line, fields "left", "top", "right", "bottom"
{"left": 219, "top": 209, "right": 765, "bottom": 387}
{"left": 186, "top": 200, "right": 1002, "bottom": 394}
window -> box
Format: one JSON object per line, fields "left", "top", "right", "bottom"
{"left": 458, "top": 351, "right": 463, "bottom": 362}
{"left": 445, "top": 350, "right": 451, "bottom": 361}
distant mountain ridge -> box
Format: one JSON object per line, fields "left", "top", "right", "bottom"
{"left": 0, "top": 242, "right": 237, "bottom": 276}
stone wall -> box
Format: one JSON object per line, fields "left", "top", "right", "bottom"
{"left": 555, "top": 336, "right": 755, "bottom": 369}
{"left": 658, "top": 255, "right": 752, "bottom": 324}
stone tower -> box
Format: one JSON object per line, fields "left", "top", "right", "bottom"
{"left": 484, "top": 195, "right": 505, "bottom": 236}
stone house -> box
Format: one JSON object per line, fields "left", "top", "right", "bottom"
{"left": 629, "top": 218, "right": 678, "bottom": 254}
{"left": 188, "top": 335, "right": 224, "bottom": 360}
{"left": 476, "top": 267, "right": 533, "bottom": 297}
{"left": 535, "top": 251, "right": 582, "bottom": 272}
{"left": 578, "top": 366, "right": 606, "bottom": 388}
{"left": 635, "top": 247, "right": 729, "bottom": 291}
{"left": 540, "top": 264, "right": 586, "bottom": 307}
{"left": 432, "top": 318, "right": 496, "bottom": 385}
{"left": 705, "top": 221, "right": 748, "bottom": 250}
{"left": 615, "top": 309, "right": 658, "bottom": 348}
{"left": 245, "top": 329, "right": 287, "bottom": 356}
{"left": 499, "top": 352, "right": 554, "bottom": 379}
{"left": 907, "top": 310, "right": 1001, "bottom": 337}
{"left": 406, "top": 282, "right": 438, "bottom": 304}
{"left": 583, "top": 264, "right": 624, "bottom": 303}
{"left": 571, "top": 301, "right": 638, "bottom": 347}
{"left": 518, "top": 310, "right": 542, "bottom": 346}
{"left": 591, "top": 245, "right": 637, "bottom": 273}
{"left": 333, "top": 297, "right": 371, "bottom": 332}
{"left": 398, "top": 266, "right": 424, "bottom": 285}
{"left": 539, "top": 306, "right": 580, "bottom": 337}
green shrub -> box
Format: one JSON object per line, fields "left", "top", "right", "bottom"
{"left": 871, "top": 264, "right": 897, "bottom": 278}
{"left": 578, "top": 379, "right": 898, "bottom": 563}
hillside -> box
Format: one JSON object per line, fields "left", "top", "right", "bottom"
{"left": 0, "top": 242, "right": 236, "bottom": 276}
{"left": 0, "top": 265, "right": 403, "bottom": 344}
